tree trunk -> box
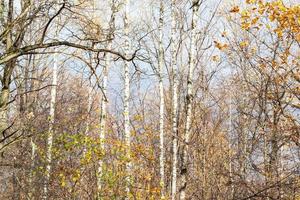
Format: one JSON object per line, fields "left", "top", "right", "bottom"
{"left": 0, "top": 86, "right": 10, "bottom": 142}
{"left": 0, "top": 0, "right": 32, "bottom": 152}
{"left": 269, "top": 130, "right": 280, "bottom": 199}
{"left": 97, "top": 26, "right": 113, "bottom": 200}
{"left": 158, "top": 1, "right": 166, "bottom": 198}
{"left": 28, "top": 55, "right": 39, "bottom": 200}
{"left": 83, "top": 85, "right": 92, "bottom": 158}
{"left": 0, "top": 0, "right": 14, "bottom": 152}
{"left": 179, "top": 1, "right": 199, "bottom": 199}
{"left": 43, "top": 53, "right": 58, "bottom": 200}
{"left": 171, "top": 0, "right": 178, "bottom": 199}
{"left": 124, "top": 0, "right": 131, "bottom": 198}
{"left": 28, "top": 138, "right": 37, "bottom": 200}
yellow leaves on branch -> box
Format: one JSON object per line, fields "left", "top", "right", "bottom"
{"left": 241, "top": 22, "right": 251, "bottom": 30}
{"left": 229, "top": 6, "right": 240, "bottom": 13}
{"left": 212, "top": 55, "right": 220, "bottom": 62}
{"left": 241, "top": 10, "right": 250, "bottom": 20}
{"left": 274, "top": 28, "right": 283, "bottom": 38}
{"left": 214, "top": 41, "right": 228, "bottom": 51}
{"left": 230, "top": 0, "right": 300, "bottom": 40}
{"left": 133, "top": 114, "right": 143, "bottom": 121}
{"left": 246, "top": 0, "right": 257, "bottom": 4}
{"left": 240, "top": 40, "right": 249, "bottom": 48}
{"left": 59, "top": 173, "right": 66, "bottom": 187}
{"left": 251, "top": 17, "right": 259, "bottom": 25}
{"left": 267, "top": 1, "right": 300, "bottom": 39}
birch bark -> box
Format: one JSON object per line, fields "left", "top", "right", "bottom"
{"left": 43, "top": 53, "right": 58, "bottom": 200}
{"left": 96, "top": 1, "right": 116, "bottom": 197}
{"left": 123, "top": 0, "right": 131, "bottom": 198}
{"left": 28, "top": 137, "right": 37, "bottom": 200}
{"left": 83, "top": 85, "right": 92, "bottom": 159}
{"left": 171, "top": 0, "right": 178, "bottom": 199}
{"left": 179, "top": 1, "right": 199, "bottom": 199}
{"left": 28, "top": 65, "right": 37, "bottom": 200}
{"left": 28, "top": 54, "right": 41, "bottom": 200}
{"left": 158, "top": 1, "right": 166, "bottom": 198}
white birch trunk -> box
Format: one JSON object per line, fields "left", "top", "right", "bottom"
{"left": 179, "top": 2, "right": 199, "bottom": 199}
{"left": 83, "top": 86, "right": 92, "bottom": 156}
{"left": 96, "top": 1, "right": 116, "bottom": 198}
{"left": 42, "top": 53, "right": 58, "bottom": 200}
{"left": 28, "top": 138, "right": 36, "bottom": 200}
{"left": 171, "top": 0, "right": 178, "bottom": 199}
{"left": 124, "top": 0, "right": 131, "bottom": 198}
{"left": 158, "top": 1, "right": 165, "bottom": 198}
{"left": 28, "top": 56, "right": 38, "bottom": 200}
{"left": 82, "top": 84, "right": 92, "bottom": 174}
{"left": 97, "top": 33, "right": 112, "bottom": 200}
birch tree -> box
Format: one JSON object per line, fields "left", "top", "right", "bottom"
{"left": 0, "top": 0, "right": 298, "bottom": 199}
{"left": 179, "top": 1, "right": 199, "bottom": 199}
{"left": 28, "top": 55, "right": 40, "bottom": 200}
{"left": 158, "top": 1, "right": 166, "bottom": 198}
{"left": 83, "top": 85, "right": 92, "bottom": 157}
{"left": 43, "top": 53, "right": 58, "bottom": 200}
{"left": 97, "top": 0, "right": 117, "bottom": 197}
{"left": 0, "top": 0, "right": 133, "bottom": 151}
{"left": 123, "top": 0, "right": 131, "bottom": 198}
{"left": 170, "top": 0, "right": 178, "bottom": 199}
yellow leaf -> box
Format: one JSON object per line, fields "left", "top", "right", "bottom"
{"left": 251, "top": 47, "right": 257, "bottom": 54}
{"left": 296, "top": 33, "right": 300, "bottom": 42}
{"left": 61, "top": 181, "right": 66, "bottom": 187}
{"left": 241, "top": 22, "right": 251, "bottom": 30}
{"left": 240, "top": 40, "right": 249, "bottom": 47}
{"left": 214, "top": 41, "right": 229, "bottom": 51}
{"left": 274, "top": 28, "right": 283, "bottom": 37}
{"left": 246, "top": 0, "right": 256, "bottom": 4}
{"left": 258, "top": 8, "right": 265, "bottom": 15}
{"left": 230, "top": 6, "right": 240, "bottom": 13}
{"left": 269, "top": 14, "right": 275, "bottom": 22}
{"left": 241, "top": 10, "right": 250, "bottom": 19}
{"left": 251, "top": 17, "right": 259, "bottom": 25}
{"left": 133, "top": 114, "right": 143, "bottom": 121}
{"left": 212, "top": 55, "right": 220, "bottom": 62}
{"left": 72, "top": 177, "right": 78, "bottom": 182}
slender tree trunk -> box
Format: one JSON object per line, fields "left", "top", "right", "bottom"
{"left": 98, "top": 45, "right": 111, "bottom": 196}
{"left": 27, "top": 56, "right": 36, "bottom": 200}
{"left": 28, "top": 138, "right": 37, "bottom": 200}
{"left": 179, "top": 1, "right": 199, "bottom": 199}
{"left": 123, "top": 0, "right": 131, "bottom": 198}
{"left": 82, "top": 85, "right": 92, "bottom": 158}
{"left": 97, "top": 30, "right": 112, "bottom": 200}
{"left": 0, "top": 0, "right": 5, "bottom": 25}
{"left": 0, "top": 84, "right": 10, "bottom": 147}
{"left": 269, "top": 127, "right": 280, "bottom": 199}
{"left": 43, "top": 53, "right": 58, "bottom": 200}
{"left": 28, "top": 55, "right": 41, "bottom": 200}
{"left": 170, "top": 0, "right": 178, "bottom": 199}
{"left": 228, "top": 90, "right": 235, "bottom": 200}
{"left": 0, "top": 0, "right": 13, "bottom": 152}
{"left": 96, "top": 1, "right": 116, "bottom": 198}
{"left": 13, "top": 157, "right": 20, "bottom": 200}
{"left": 158, "top": 1, "right": 166, "bottom": 198}
{"left": 78, "top": 84, "right": 91, "bottom": 200}
{"left": 0, "top": 0, "right": 30, "bottom": 152}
